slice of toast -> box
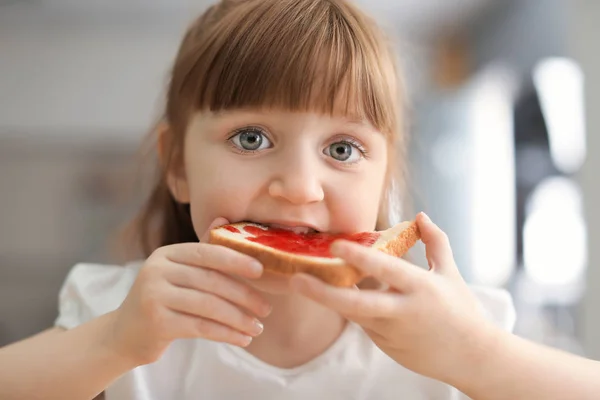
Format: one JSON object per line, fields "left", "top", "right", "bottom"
{"left": 209, "top": 220, "right": 421, "bottom": 287}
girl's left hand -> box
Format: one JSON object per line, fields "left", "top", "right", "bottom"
{"left": 290, "top": 213, "right": 496, "bottom": 384}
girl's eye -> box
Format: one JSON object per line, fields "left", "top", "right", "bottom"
{"left": 230, "top": 128, "right": 272, "bottom": 152}
{"left": 324, "top": 141, "right": 363, "bottom": 163}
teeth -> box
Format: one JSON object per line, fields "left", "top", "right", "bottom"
{"left": 267, "top": 224, "right": 316, "bottom": 234}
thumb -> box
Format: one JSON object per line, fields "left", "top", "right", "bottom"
{"left": 417, "top": 213, "right": 457, "bottom": 275}
{"left": 200, "top": 217, "right": 230, "bottom": 243}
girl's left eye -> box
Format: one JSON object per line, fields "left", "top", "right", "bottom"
{"left": 229, "top": 128, "right": 272, "bottom": 152}
{"left": 324, "top": 140, "right": 365, "bottom": 163}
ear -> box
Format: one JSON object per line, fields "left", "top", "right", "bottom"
{"left": 157, "top": 121, "right": 190, "bottom": 204}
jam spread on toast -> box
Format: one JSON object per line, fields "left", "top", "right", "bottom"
{"left": 224, "top": 226, "right": 241, "bottom": 233}
{"left": 241, "top": 225, "right": 380, "bottom": 257}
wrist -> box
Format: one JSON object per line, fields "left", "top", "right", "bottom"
{"left": 95, "top": 311, "right": 142, "bottom": 369}
{"left": 441, "top": 321, "right": 507, "bottom": 392}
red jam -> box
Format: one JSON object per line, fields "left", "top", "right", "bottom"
{"left": 243, "top": 225, "right": 380, "bottom": 257}
{"left": 224, "top": 225, "right": 241, "bottom": 233}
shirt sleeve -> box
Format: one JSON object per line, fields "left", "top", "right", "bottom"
{"left": 54, "top": 262, "right": 140, "bottom": 329}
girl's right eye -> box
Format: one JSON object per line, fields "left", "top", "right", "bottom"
{"left": 229, "top": 127, "right": 273, "bottom": 153}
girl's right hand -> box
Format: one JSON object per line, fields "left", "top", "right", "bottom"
{"left": 106, "top": 218, "right": 272, "bottom": 366}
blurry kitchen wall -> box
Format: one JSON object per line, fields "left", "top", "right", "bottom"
{"left": 570, "top": 0, "right": 600, "bottom": 361}
{"left": 0, "top": 2, "right": 181, "bottom": 345}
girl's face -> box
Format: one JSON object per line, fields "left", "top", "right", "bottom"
{"left": 169, "top": 109, "right": 389, "bottom": 292}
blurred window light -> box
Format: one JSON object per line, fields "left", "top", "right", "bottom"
{"left": 469, "top": 66, "right": 516, "bottom": 287}
{"left": 533, "top": 57, "right": 586, "bottom": 174}
{"left": 524, "top": 176, "right": 587, "bottom": 286}
{"left": 431, "top": 132, "right": 468, "bottom": 178}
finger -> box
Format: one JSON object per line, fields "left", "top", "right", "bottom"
{"left": 164, "top": 286, "right": 264, "bottom": 338}
{"left": 200, "top": 217, "right": 231, "bottom": 243}
{"left": 290, "top": 273, "right": 403, "bottom": 318}
{"left": 160, "top": 242, "right": 263, "bottom": 279}
{"left": 330, "top": 240, "right": 425, "bottom": 292}
{"left": 167, "top": 309, "right": 253, "bottom": 347}
{"left": 417, "top": 213, "right": 456, "bottom": 275}
{"left": 165, "top": 262, "right": 272, "bottom": 318}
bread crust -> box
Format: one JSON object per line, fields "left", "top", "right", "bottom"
{"left": 209, "top": 221, "right": 421, "bottom": 287}
{"left": 379, "top": 221, "right": 421, "bottom": 258}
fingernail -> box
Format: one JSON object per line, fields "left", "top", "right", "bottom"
{"left": 262, "top": 303, "right": 273, "bottom": 317}
{"left": 420, "top": 212, "right": 431, "bottom": 223}
{"left": 240, "top": 335, "right": 253, "bottom": 347}
{"left": 250, "top": 261, "right": 263, "bottom": 275}
{"left": 210, "top": 218, "right": 226, "bottom": 230}
{"left": 251, "top": 319, "right": 264, "bottom": 335}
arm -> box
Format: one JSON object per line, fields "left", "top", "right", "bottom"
{"left": 0, "top": 312, "right": 137, "bottom": 400}
{"left": 451, "top": 326, "right": 600, "bottom": 400}
{"left": 290, "top": 213, "right": 599, "bottom": 400}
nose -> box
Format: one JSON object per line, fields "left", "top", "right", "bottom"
{"left": 268, "top": 158, "right": 325, "bottom": 205}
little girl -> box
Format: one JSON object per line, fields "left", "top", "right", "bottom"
{"left": 0, "top": 0, "right": 514, "bottom": 399}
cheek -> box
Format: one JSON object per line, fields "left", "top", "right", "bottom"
{"left": 184, "top": 154, "right": 266, "bottom": 235}
{"left": 327, "top": 164, "right": 387, "bottom": 232}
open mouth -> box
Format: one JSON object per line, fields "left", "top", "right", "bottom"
{"left": 262, "top": 223, "right": 319, "bottom": 235}
{"left": 229, "top": 221, "right": 379, "bottom": 258}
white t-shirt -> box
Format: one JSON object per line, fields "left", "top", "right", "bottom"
{"left": 55, "top": 262, "right": 516, "bottom": 400}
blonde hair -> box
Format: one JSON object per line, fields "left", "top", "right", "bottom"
{"left": 131, "top": 0, "right": 407, "bottom": 256}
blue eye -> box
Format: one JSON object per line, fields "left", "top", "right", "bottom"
{"left": 230, "top": 128, "right": 272, "bottom": 152}
{"left": 324, "top": 141, "right": 363, "bottom": 163}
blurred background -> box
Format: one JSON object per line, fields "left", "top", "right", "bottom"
{"left": 0, "top": 0, "right": 599, "bottom": 360}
